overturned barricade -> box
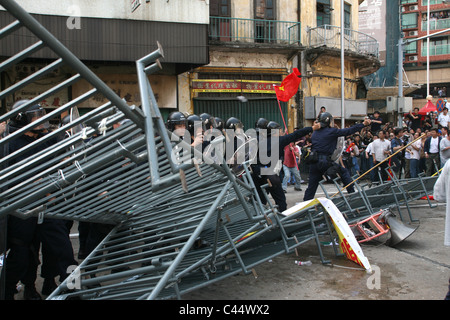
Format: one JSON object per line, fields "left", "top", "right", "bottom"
{"left": 0, "top": 0, "right": 437, "bottom": 300}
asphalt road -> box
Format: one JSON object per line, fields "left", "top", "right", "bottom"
{"left": 13, "top": 179, "right": 450, "bottom": 301}
{"left": 184, "top": 181, "right": 450, "bottom": 301}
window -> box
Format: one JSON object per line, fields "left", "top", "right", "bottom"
{"left": 405, "top": 41, "right": 417, "bottom": 54}
{"left": 402, "top": 13, "right": 418, "bottom": 29}
{"left": 344, "top": 3, "right": 351, "bottom": 29}
{"left": 317, "top": 0, "right": 332, "bottom": 26}
{"left": 254, "top": 0, "right": 276, "bottom": 43}
{"left": 255, "top": 0, "right": 275, "bottom": 20}
{"left": 210, "top": 0, "right": 230, "bottom": 17}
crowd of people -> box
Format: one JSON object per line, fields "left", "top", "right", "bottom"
{"left": 337, "top": 107, "right": 450, "bottom": 184}
{"left": 165, "top": 106, "right": 450, "bottom": 205}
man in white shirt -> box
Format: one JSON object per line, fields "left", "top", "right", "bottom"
{"left": 438, "top": 107, "right": 450, "bottom": 129}
{"left": 371, "top": 130, "right": 391, "bottom": 182}
{"left": 408, "top": 132, "right": 422, "bottom": 178}
{"left": 440, "top": 133, "right": 450, "bottom": 168}
{"left": 365, "top": 135, "right": 377, "bottom": 182}
{"left": 424, "top": 128, "right": 442, "bottom": 176}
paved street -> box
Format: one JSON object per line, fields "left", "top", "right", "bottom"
{"left": 12, "top": 178, "right": 450, "bottom": 301}
{"left": 184, "top": 180, "right": 450, "bottom": 300}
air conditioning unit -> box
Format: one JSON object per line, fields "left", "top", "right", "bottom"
{"left": 408, "top": 55, "right": 418, "bottom": 61}
{"left": 409, "top": 5, "right": 418, "bottom": 10}
{"left": 402, "top": 6, "right": 406, "bottom": 12}
{"left": 409, "top": 30, "right": 418, "bottom": 36}
{"left": 386, "top": 96, "right": 398, "bottom": 112}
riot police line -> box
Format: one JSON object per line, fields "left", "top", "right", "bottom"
{"left": 166, "top": 111, "right": 321, "bottom": 213}
{"left": 168, "top": 121, "right": 284, "bottom": 176}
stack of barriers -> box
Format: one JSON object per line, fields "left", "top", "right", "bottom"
{"left": 0, "top": 0, "right": 438, "bottom": 300}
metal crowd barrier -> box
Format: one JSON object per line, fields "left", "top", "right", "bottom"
{"left": 0, "top": 0, "right": 437, "bottom": 300}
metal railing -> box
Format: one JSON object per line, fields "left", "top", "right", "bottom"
{"left": 209, "top": 16, "right": 301, "bottom": 45}
{"left": 422, "top": 17, "right": 450, "bottom": 31}
{"left": 0, "top": 0, "right": 437, "bottom": 301}
{"left": 421, "top": 42, "right": 450, "bottom": 55}
{"left": 307, "top": 24, "right": 379, "bottom": 58}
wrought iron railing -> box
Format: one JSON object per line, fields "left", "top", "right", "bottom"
{"left": 209, "top": 16, "right": 301, "bottom": 45}
{"left": 307, "top": 24, "right": 379, "bottom": 58}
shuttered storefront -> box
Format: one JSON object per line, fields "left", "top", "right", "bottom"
{"left": 193, "top": 98, "right": 287, "bottom": 130}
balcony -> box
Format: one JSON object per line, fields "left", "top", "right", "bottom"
{"left": 422, "top": 17, "right": 450, "bottom": 31}
{"left": 421, "top": 43, "right": 450, "bottom": 56}
{"left": 307, "top": 25, "right": 379, "bottom": 58}
{"left": 209, "top": 16, "right": 301, "bottom": 47}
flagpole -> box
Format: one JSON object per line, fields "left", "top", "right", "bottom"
{"left": 276, "top": 98, "right": 288, "bottom": 133}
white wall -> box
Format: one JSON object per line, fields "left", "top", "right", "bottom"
{"left": 1, "top": 0, "right": 209, "bottom": 24}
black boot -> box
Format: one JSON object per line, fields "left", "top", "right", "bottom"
{"left": 24, "top": 285, "right": 42, "bottom": 300}
{"left": 42, "top": 278, "right": 58, "bottom": 296}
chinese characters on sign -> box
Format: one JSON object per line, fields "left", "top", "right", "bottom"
{"left": 192, "top": 79, "right": 280, "bottom": 94}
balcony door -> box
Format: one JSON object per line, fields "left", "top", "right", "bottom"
{"left": 254, "top": 0, "right": 276, "bottom": 43}
{"left": 210, "top": 0, "right": 231, "bottom": 41}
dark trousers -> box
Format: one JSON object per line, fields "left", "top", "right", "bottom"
{"left": 3, "top": 217, "right": 40, "bottom": 299}
{"left": 3, "top": 216, "right": 77, "bottom": 299}
{"left": 251, "top": 173, "right": 287, "bottom": 212}
{"left": 426, "top": 153, "right": 440, "bottom": 176}
{"left": 373, "top": 160, "right": 389, "bottom": 182}
{"left": 39, "top": 219, "right": 77, "bottom": 281}
{"left": 303, "top": 156, "right": 354, "bottom": 201}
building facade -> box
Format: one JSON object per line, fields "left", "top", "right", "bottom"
{"left": 401, "top": 0, "right": 450, "bottom": 109}
{"left": 0, "top": 0, "right": 210, "bottom": 120}
{"left": 1, "top": 0, "right": 380, "bottom": 130}
{"left": 185, "top": 0, "right": 379, "bottom": 131}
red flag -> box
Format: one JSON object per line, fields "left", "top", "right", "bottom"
{"left": 274, "top": 68, "right": 301, "bottom": 102}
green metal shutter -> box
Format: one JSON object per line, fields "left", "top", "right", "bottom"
{"left": 193, "top": 98, "right": 287, "bottom": 130}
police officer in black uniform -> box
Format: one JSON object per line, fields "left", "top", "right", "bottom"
{"left": 3, "top": 101, "right": 77, "bottom": 300}
{"left": 251, "top": 120, "right": 320, "bottom": 212}
{"left": 303, "top": 112, "right": 371, "bottom": 201}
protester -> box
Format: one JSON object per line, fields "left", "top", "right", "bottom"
{"left": 424, "top": 128, "right": 442, "bottom": 176}
{"left": 408, "top": 108, "right": 422, "bottom": 132}
{"left": 369, "top": 111, "right": 383, "bottom": 135}
{"left": 371, "top": 130, "right": 391, "bottom": 182}
{"left": 409, "top": 132, "right": 422, "bottom": 178}
{"left": 438, "top": 107, "right": 450, "bottom": 129}
{"left": 282, "top": 142, "right": 302, "bottom": 193}
{"left": 440, "top": 130, "right": 450, "bottom": 167}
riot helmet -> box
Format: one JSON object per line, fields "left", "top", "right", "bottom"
{"left": 200, "top": 113, "right": 217, "bottom": 130}
{"left": 225, "top": 117, "right": 243, "bottom": 130}
{"left": 317, "top": 112, "right": 333, "bottom": 128}
{"left": 255, "top": 118, "right": 269, "bottom": 132}
{"left": 213, "top": 117, "right": 224, "bottom": 131}
{"left": 10, "top": 99, "right": 49, "bottom": 132}
{"left": 187, "top": 114, "right": 204, "bottom": 136}
{"left": 266, "top": 121, "right": 281, "bottom": 136}
{"left": 166, "top": 111, "right": 187, "bottom": 131}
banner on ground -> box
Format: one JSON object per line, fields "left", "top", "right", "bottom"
{"left": 282, "top": 197, "right": 372, "bottom": 272}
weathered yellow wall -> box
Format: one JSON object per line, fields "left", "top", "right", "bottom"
{"left": 304, "top": 55, "right": 358, "bottom": 99}
{"left": 179, "top": 0, "right": 363, "bottom": 125}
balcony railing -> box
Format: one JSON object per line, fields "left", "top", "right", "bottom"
{"left": 421, "top": 43, "right": 450, "bottom": 56}
{"left": 307, "top": 25, "right": 379, "bottom": 58}
{"left": 422, "top": 17, "right": 450, "bottom": 31}
{"left": 209, "top": 16, "right": 301, "bottom": 45}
